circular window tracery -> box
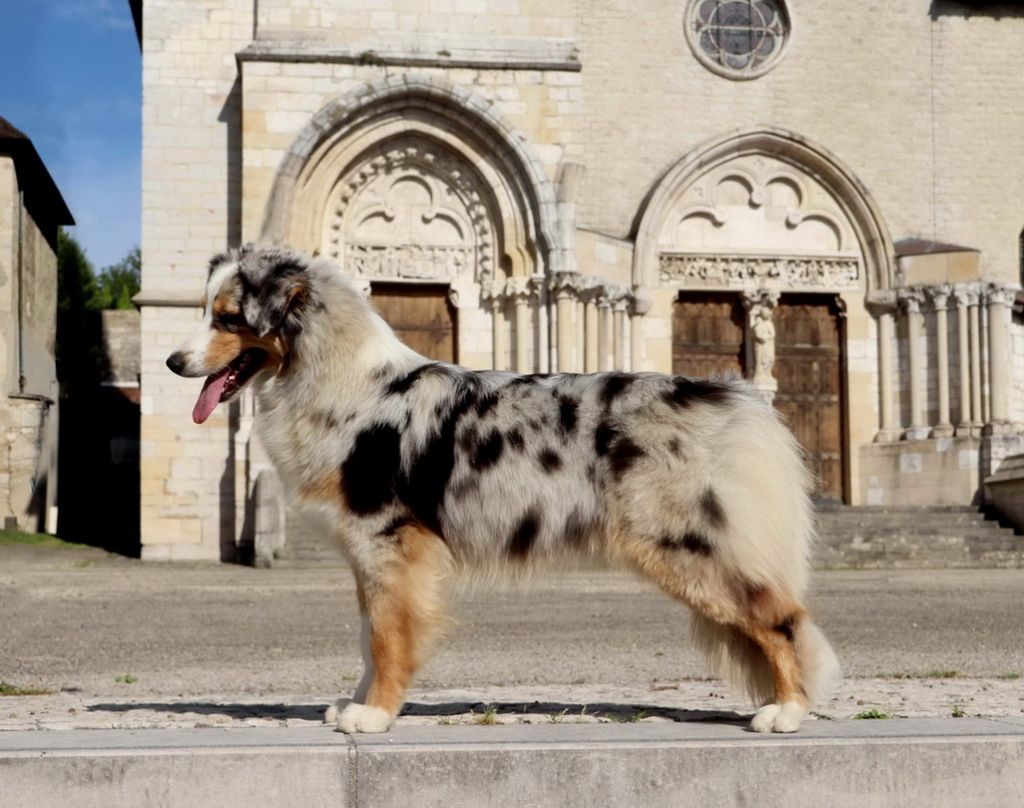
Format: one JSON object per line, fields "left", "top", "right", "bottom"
{"left": 685, "top": 0, "right": 790, "bottom": 80}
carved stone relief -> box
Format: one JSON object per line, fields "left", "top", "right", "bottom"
{"left": 323, "top": 139, "right": 496, "bottom": 284}
{"left": 656, "top": 153, "right": 862, "bottom": 291}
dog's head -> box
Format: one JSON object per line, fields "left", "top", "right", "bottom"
{"left": 166, "top": 244, "right": 311, "bottom": 424}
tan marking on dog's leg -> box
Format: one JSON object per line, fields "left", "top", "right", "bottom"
{"left": 609, "top": 532, "right": 810, "bottom": 732}
{"left": 336, "top": 525, "right": 452, "bottom": 734}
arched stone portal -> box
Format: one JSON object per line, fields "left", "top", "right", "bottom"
{"left": 261, "top": 75, "right": 564, "bottom": 372}
{"left": 632, "top": 128, "right": 897, "bottom": 502}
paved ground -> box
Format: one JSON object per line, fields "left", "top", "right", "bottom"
{"left": 1, "top": 543, "right": 1022, "bottom": 729}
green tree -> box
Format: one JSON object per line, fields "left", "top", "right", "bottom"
{"left": 96, "top": 247, "right": 140, "bottom": 310}
{"left": 56, "top": 230, "right": 105, "bottom": 393}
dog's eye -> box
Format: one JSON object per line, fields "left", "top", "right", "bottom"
{"left": 215, "top": 312, "right": 246, "bottom": 332}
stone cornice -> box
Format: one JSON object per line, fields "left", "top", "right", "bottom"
{"left": 237, "top": 39, "right": 581, "bottom": 72}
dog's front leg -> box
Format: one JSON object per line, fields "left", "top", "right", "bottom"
{"left": 330, "top": 523, "right": 451, "bottom": 734}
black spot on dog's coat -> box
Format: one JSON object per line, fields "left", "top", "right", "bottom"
{"left": 509, "top": 511, "right": 541, "bottom": 558}
{"left": 563, "top": 509, "right": 593, "bottom": 547}
{"left": 475, "top": 391, "right": 500, "bottom": 418}
{"left": 342, "top": 424, "right": 402, "bottom": 515}
{"left": 701, "top": 489, "right": 726, "bottom": 528}
{"left": 558, "top": 396, "right": 579, "bottom": 436}
{"left": 538, "top": 448, "right": 562, "bottom": 472}
{"left": 660, "top": 531, "right": 714, "bottom": 556}
{"left": 667, "top": 438, "right": 681, "bottom": 457}
{"left": 599, "top": 373, "right": 634, "bottom": 408}
{"left": 381, "top": 515, "right": 412, "bottom": 536}
{"left": 775, "top": 615, "right": 796, "bottom": 642}
{"left": 399, "top": 384, "right": 477, "bottom": 536}
{"left": 471, "top": 429, "right": 505, "bottom": 470}
{"left": 594, "top": 421, "right": 618, "bottom": 456}
{"left": 387, "top": 363, "right": 441, "bottom": 396}
{"left": 507, "top": 427, "right": 525, "bottom": 451}
{"left": 661, "top": 377, "right": 732, "bottom": 410}
{"left": 608, "top": 438, "right": 644, "bottom": 479}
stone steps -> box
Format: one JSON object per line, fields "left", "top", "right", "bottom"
{"left": 814, "top": 505, "right": 1024, "bottom": 569}
{"left": 275, "top": 505, "right": 1024, "bottom": 569}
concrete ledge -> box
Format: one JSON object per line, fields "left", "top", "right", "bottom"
{"left": 3, "top": 719, "right": 1023, "bottom": 807}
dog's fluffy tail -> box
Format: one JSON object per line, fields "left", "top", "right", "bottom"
{"left": 691, "top": 613, "right": 841, "bottom": 708}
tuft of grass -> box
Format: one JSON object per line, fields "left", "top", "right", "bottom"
{"left": 852, "top": 709, "right": 892, "bottom": 720}
{"left": 549, "top": 707, "right": 569, "bottom": 724}
{"left": 472, "top": 706, "right": 498, "bottom": 726}
{"left": 996, "top": 672, "right": 1021, "bottom": 680}
{"left": 0, "top": 681, "right": 53, "bottom": 697}
{"left": 0, "top": 530, "right": 92, "bottom": 550}
{"left": 114, "top": 674, "right": 138, "bottom": 684}
{"left": 882, "top": 670, "right": 959, "bottom": 680}
{"left": 629, "top": 710, "right": 649, "bottom": 723}
{"left": 951, "top": 705, "right": 967, "bottom": 718}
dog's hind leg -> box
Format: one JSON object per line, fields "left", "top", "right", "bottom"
{"left": 333, "top": 523, "right": 452, "bottom": 734}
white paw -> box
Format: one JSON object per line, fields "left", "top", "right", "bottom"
{"left": 773, "top": 700, "right": 807, "bottom": 733}
{"left": 336, "top": 703, "right": 394, "bottom": 734}
{"left": 750, "top": 701, "right": 806, "bottom": 733}
{"left": 750, "top": 703, "right": 781, "bottom": 733}
{"left": 324, "top": 698, "right": 347, "bottom": 725}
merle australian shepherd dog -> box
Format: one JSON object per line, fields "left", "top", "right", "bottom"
{"left": 166, "top": 244, "right": 839, "bottom": 734}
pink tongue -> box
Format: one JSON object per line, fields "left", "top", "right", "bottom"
{"left": 192, "top": 368, "right": 230, "bottom": 424}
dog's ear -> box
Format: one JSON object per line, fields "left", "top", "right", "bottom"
{"left": 242, "top": 259, "right": 309, "bottom": 338}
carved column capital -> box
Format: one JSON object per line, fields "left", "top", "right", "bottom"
{"left": 480, "top": 280, "right": 505, "bottom": 307}
{"left": 740, "top": 287, "right": 781, "bottom": 312}
{"left": 505, "top": 275, "right": 534, "bottom": 302}
{"left": 898, "top": 287, "right": 927, "bottom": 314}
{"left": 549, "top": 271, "right": 582, "bottom": 300}
{"left": 952, "top": 282, "right": 982, "bottom": 307}
{"left": 927, "top": 283, "right": 952, "bottom": 310}
{"left": 631, "top": 286, "right": 653, "bottom": 316}
{"left": 985, "top": 282, "right": 1019, "bottom": 307}
{"left": 865, "top": 289, "right": 898, "bottom": 317}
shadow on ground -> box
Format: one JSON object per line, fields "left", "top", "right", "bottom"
{"left": 87, "top": 700, "right": 749, "bottom": 725}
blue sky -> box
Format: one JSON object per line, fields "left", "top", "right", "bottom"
{"left": 0, "top": 0, "right": 140, "bottom": 271}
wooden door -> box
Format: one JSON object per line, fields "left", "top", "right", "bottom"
{"left": 672, "top": 292, "right": 746, "bottom": 378}
{"left": 773, "top": 295, "right": 845, "bottom": 502}
{"left": 371, "top": 283, "right": 457, "bottom": 362}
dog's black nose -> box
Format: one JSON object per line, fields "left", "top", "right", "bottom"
{"left": 166, "top": 352, "right": 186, "bottom": 375}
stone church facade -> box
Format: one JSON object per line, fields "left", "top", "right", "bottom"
{"left": 133, "top": 0, "right": 1024, "bottom": 561}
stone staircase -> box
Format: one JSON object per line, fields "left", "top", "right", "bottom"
{"left": 274, "top": 504, "right": 1024, "bottom": 569}
{"left": 272, "top": 506, "right": 347, "bottom": 566}
{"left": 813, "top": 504, "right": 1024, "bottom": 569}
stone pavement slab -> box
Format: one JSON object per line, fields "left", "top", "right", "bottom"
{"left": 1, "top": 720, "right": 1023, "bottom": 808}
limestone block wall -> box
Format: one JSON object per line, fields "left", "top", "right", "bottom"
{"left": 0, "top": 156, "right": 59, "bottom": 531}
{"left": 139, "top": 1, "right": 254, "bottom": 559}
{"left": 576, "top": 0, "right": 1024, "bottom": 288}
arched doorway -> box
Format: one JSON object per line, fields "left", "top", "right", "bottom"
{"left": 261, "top": 75, "right": 563, "bottom": 372}
{"left": 633, "top": 128, "right": 896, "bottom": 502}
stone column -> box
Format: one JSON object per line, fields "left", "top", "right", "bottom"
{"left": 575, "top": 298, "right": 586, "bottom": 373}
{"left": 928, "top": 285, "right": 954, "bottom": 437}
{"left": 584, "top": 290, "right": 599, "bottom": 373}
{"left": 866, "top": 292, "right": 900, "bottom": 442}
{"left": 952, "top": 284, "right": 973, "bottom": 435}
{"left": 966, "top": 284, "right": 984, "bottom": 433}
{"left": 612, "top": 297, "right": 628, "bottom": 371}
{"left": 550, "top": 272, "right": 579, "bottom": 373}
{"left": 741, "top": 288, "right": 780, "bottom": 405}
{"left": 483, "top": 281, "right": 507, "bottom": 371}
{"left": 596, "top": 293, "right": 612, "bottom": 372}
{"left": 899, "top": 288, "right": 930, "bottom": 440}
{"left": 506, "top": 276, "right": 533, "bottom": 373}
{"left": 530, "top": 275, "right": 549, "bottom": 373}
{"left": 630, "top": 287, "right": 651, "bottom": 373}
{"left": 981, "top": 303, "right": 991, "bottom": 423}
{"left": 986, "top": 282, "right": 1017, "bottom": 432}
